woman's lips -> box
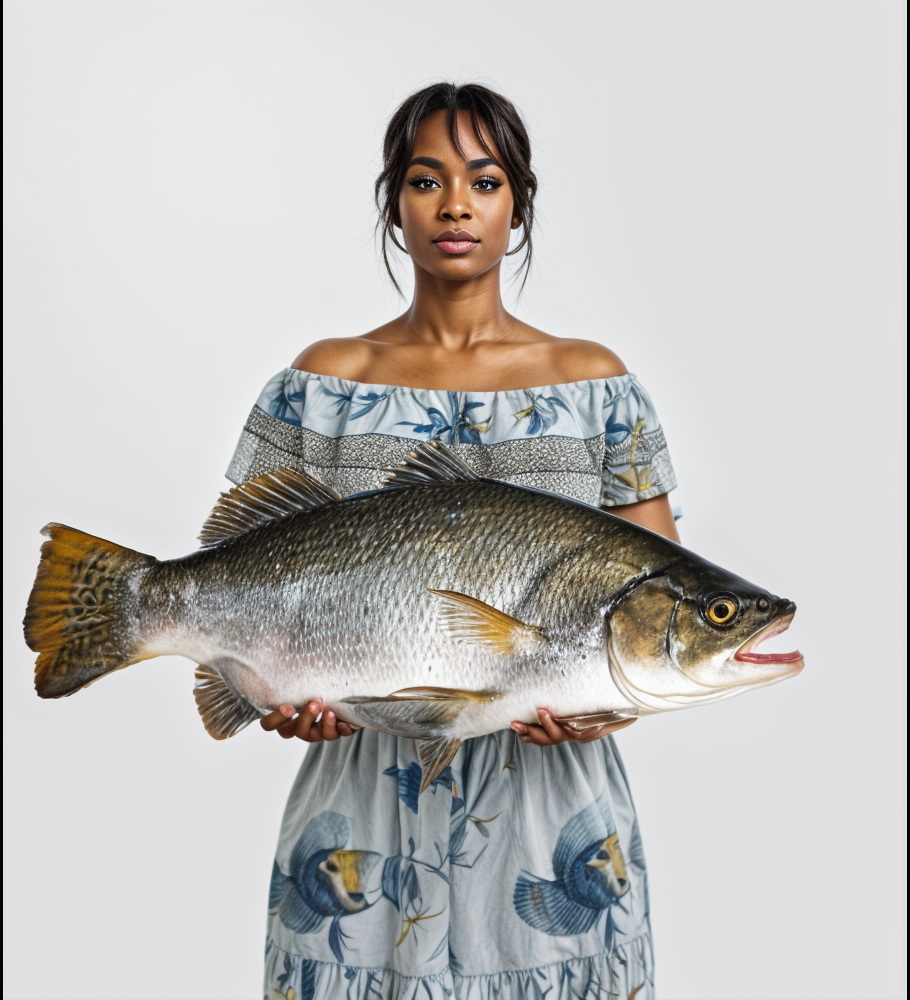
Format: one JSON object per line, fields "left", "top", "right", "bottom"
{"left": 434, "top": 240, "right": 479, "bottom": 254}
{"left": 433, "top": 230, "right": 479, "bottom": 254}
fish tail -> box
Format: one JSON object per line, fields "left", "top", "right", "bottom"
{"left": 24, "top": 523, "right": 156, "bottom": 698}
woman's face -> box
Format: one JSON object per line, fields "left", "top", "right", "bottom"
{"left": 397, "top": 109, "right": 520, "bottom": 282}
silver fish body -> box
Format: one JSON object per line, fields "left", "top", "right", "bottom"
{"left": 25, "top": 443, "right": 803, "bottom": 788}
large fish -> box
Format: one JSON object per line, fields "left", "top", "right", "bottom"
{"left": 24, "top": 443, "right": 803, "bottom": 789}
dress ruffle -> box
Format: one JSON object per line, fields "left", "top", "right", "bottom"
{"left": 264, "top": 932, "right": 654, "bottom": 1000}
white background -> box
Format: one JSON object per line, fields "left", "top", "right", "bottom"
{"left": 3, "top": 2, "right": 905, "bottom": 998}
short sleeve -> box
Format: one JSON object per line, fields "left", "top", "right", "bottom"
{"left": 601, "top": 376, "right": 677, "bottom": 507}
{"left": 225, "top": 370, "right": 309, "bottom": 485}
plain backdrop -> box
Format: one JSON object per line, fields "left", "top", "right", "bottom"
{"left": 3, "top": 1, "right": 906, "bottom": 998}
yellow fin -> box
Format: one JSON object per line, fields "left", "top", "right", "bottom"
{"left": 416, "top": 736, "right": 463, "bottom": 791}
{"left": 199, "top": 467, "right": 342, "bottom": 548}
{"left": 24, "top": 523, "right": 155, "bottom": 698}
{"left": 428, "top": 590, "right": 545, "bottom": 655}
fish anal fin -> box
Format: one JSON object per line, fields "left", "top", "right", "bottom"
{"left": 193, "top": 665, "right": 261, "bottom": 739}
{"left": 199, "top": 468, "right": 342, "bottom": 548}
{"left": 429, "top": 589, "right": 545, "bottom": 655}
{"left": 416, "top": 736, "right": 463, "bottom": 792}
{"left": 551, "top": 710, "right": 634, "bottom": 733}
{"left": 382, "top": 441, "right": 479, "bottom": 489}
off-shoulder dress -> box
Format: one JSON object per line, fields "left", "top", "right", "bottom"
{"left": 227, "top": 368, "right": 678, "bottom": 1000}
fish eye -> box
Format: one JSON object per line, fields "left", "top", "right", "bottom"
{"left": 705, "top": 596, "right": 740, "bottom": 626}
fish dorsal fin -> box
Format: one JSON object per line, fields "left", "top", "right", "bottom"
{"left": 429, "top": 589, "right": 545, "bottom": 655}
{"left": 199, "top": 467, "right": 342, "bottom": 548}
{"left": 382, "top": 441, "right": 479, "bottom": 489}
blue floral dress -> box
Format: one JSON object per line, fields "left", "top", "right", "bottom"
{"left": 227, "top": 368, "right": 678, "bottom": 1000}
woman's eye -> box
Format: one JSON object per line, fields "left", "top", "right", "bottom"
{"left": 407, "top": 175, "right": 439, "bottom": 191}
{"left": 473, "top": 176, "right": 503, "bottom": 192}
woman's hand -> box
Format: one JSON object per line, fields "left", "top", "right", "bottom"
{"left": 260, "top": 699, "right": 362, "bottom": 742}
{"left": 511, "top": 708, "right": 636, "bottom": 745}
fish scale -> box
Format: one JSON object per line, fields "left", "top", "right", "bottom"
{"left": 24, "top": 442, "right": 803, "bottom": 791}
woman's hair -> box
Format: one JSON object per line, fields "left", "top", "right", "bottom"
{"left": 375, "top": 82, "right": 538, "bottom": 295}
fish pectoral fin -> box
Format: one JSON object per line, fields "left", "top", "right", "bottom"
{"left": 193, "top": 665, "right": 261, "bottom": 739}
{"left": 198, "top": 467, "right": 342, "bottom": 548}
{"left": 428, "top": 589, "right": 545, "bottom": 655}
{"left": 551, "top": 710, "right": 634, "bottom": 733}
{"left": 416, "top": 736, "right": 463, "bottom": 792}
{"left": 341, "top": 687, "right": 493, "bottom": 739}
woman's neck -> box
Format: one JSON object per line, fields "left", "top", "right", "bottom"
{"left": 399, "top": 263, "right": 519, "bottom": 348}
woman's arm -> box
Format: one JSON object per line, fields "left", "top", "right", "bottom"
{"left": 511, "top": 493, "right": 679, "bottom": 745}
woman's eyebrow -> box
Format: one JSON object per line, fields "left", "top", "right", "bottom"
{"left": 407, "top": 156, "right": 501, "bottom": 171}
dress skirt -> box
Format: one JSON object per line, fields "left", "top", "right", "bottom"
{"left": 263, "top": 730, "right": 655, "bottom": 1000}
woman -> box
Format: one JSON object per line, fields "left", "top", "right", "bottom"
{"left": 230, "top": 83, "right": 679, "bottom": 1000}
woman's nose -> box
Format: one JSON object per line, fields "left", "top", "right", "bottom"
{"left": 440, "top": 195, "right": 472, "bottom": 221}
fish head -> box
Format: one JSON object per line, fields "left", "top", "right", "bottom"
{"left": 317, "top": 849, "right": 383, "bottom": 912}
{"left": 584, "top": 833, "right": 630, "bottom": 899}
{"left": 605, "top": 563, "right": 803, "bottom": 712}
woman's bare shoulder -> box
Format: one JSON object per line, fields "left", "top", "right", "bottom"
{"left": 544, "top": 337, "right": 629, "bottom": 382}
{"left": 289, "top": 337, "right": 378, "bottom": 380}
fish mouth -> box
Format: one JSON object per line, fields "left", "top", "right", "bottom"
{"left": 734, "top": 613, "right": 803, "bottom": 669}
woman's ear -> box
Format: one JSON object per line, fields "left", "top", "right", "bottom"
{"left": 511, "top": 214, "right": 522, "bottom": 230}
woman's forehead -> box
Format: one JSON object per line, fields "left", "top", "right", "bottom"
{"left": 411, "top": 109, "right": 498, "bottom": 164}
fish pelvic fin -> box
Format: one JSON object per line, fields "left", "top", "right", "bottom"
{"left": 429, "top": 589, "right": 545, "bottom": 655}
{"left": 381, "top": 441, "right": 479, "bottom": 489}
{"left": 342, "top": 687, "right": 496, "bottom": 736}
{"left": 199, "top": 467, "right": 342, "bottom": 548}
{"left": 193, "top": 664, "right": 262, "bottom": 739}
{"left": 342, "top": 687, "right": 496, "bottom": 790}
{"left": 24, "top": 523, "right": 156, "bottom": 698}
{"left": 551, "top": 711, "right": 635, "bottom": 733}
{"left": 416, "top": 736, "right": 463, "bottom": 792}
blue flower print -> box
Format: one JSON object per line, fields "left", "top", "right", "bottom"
{"left": 397, "top": 393, "right": 491, "bottom": 443}
{"left": 270, "top": 381, "right": 307, "bottom": 425}
{"left": 383, "top": 762, "right": 460, "bottom": 813}
{"left": 513, "top": 393, "right": 571, "bottom": 436}
{"left": 320, "top": 384, "right": 355, "bottom": 414}
{"left": 349, "top": 391, "right": 395, "bottom": 420}
{"left": 451, "top": 394, "right": 492, "bottom": 444}
{"left": 395, "top": 407, "right": 453, "bottom": 440}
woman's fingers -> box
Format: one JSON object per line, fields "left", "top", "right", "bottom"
{"left": 536, "top": 708, "right": 567, "bottom": 742}
{"left": 295, "top": 700, "right": 324, "bottom": 742}
{"left": 321, "top": 709, "right": 340, "bottom": 741}
{"left": 276, "top": 716, "right": 300, "bottom": 739}
{"left": 260, "top": 704, "right": 295, "bottom": 732}
{"left": 510, "top": 718, "right": 557, "bottom": 746}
